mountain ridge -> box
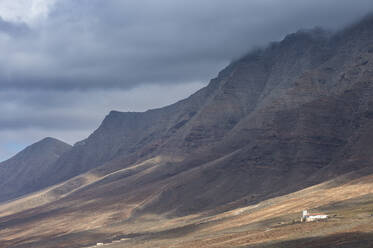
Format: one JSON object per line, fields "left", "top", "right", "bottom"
{"left": 1, "top": 14, "right": 373, "bottom": 213}
{"left": 1, "top": 14, "right": 373, "bottom": 248}
{"left": 0, "top": 137, "right": 72, "bottom": 203}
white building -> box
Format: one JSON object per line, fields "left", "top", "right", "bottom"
{"left": 301, "top": 210, "right": 328, "bottom": 222}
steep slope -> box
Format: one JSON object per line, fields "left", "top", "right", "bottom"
{"left": 0, "top": 137, "right": 72, "bottom": 202}
{"left": 44, "top": 86, "right": 211, "bottom": 185}
{"left": 57, "top": 15, "right": 373, "bottom": 216}
{"left": 140, "top": 16, "right": 373, "bottom": 214}
{"left": 5, "top": 15, "right": 373, "bottom": 216}
{"left": 37, "top": 26, "right": 335, "bottom": 187}
{"left": 1, "top": 15, "right": 373, "bottom": 248}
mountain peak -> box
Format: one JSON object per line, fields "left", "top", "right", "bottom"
{"left": 17, "top": 137, "right": 71, "bottom": 159}
{"left": 0, "top": 138, "right": 72, "bottom": 202}
{"left": 39, "top": 137, "right": 70, "bottom": 146}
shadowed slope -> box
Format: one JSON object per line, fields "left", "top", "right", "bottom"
{"left": 9, "top": 15, "right": 373, "bottom": 216}
{"left": 0, "top": 138, "right": 72, "bottom": 203}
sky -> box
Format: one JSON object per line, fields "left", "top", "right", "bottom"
{"left": 0, "top": 0, "right": 372, "bottom": 162}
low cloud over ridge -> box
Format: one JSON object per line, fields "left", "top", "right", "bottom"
{"left": 0, "top": 0, "right": 372, "bottom": 160}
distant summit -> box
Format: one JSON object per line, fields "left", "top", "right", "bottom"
{"left": 0, "top": 137, "right": 72, "bottom": 202}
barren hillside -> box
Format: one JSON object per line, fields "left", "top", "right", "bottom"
{"left": 0, "top": 138, "right": 71, "bottom": 203}
{"left": 0, "top": 15, "right": 373, "bottom": 248}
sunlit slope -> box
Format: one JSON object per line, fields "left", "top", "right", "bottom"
{"left": 1, "top": 167, "right": 373, "bottom": 248}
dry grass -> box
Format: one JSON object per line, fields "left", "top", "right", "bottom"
{"left": 1, "top": 170, "right": 373, "bottom": 248}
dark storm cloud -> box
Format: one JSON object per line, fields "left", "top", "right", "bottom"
{"left": 0, "top": 83, "right": 204, "bottom": 132}
{"left": 1, "top": 0, "right": 372, "bottom": 90}
{"left": 0, "top": 17, "right": 29, "bottom": 36}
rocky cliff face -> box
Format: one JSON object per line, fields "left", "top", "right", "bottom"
{"left": 142, "top": 16, "right": 373, "bottom": 214}
{"left": 3, "top": 16, "right": 373, "bottom": 214}
{"left": 48, "top": 26, "right": 336, "bottom": 181}
{"left": 0, "top": 138, "right": 72, "bottom": 202}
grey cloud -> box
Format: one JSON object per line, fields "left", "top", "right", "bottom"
{"left": 0, "top": 82, "right": 204, "bottom": 131}
{"left": 0, "top": 0, "right": 372, "bottom": 90}
{"left": 0, "top": 17, "right": 29, "bottom": 36}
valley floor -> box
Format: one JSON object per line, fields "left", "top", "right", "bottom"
{"left": 1, "top": 170, "right": 373, "bottom": 248}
